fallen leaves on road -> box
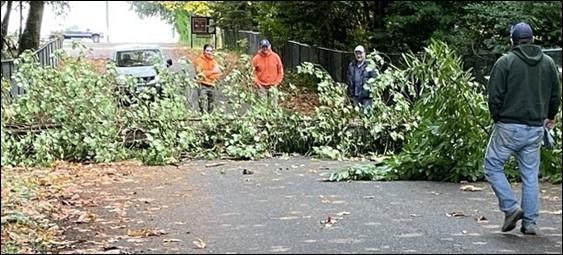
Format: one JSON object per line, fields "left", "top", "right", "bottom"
{"left": 137, "top": 198, "right": 154, "bottom": 204}
{"left": 541, "top": 195, "right": 560, "bottom": 201}
{"left": 126, "top": 238, "right": 146, "bottom": 243}
{"left": 320, "top": 211, "right": 352, "bottom": 229}
{"left": 459, "top": 185, "right": 484, "bottom": 192}
{"left": 127, "top": 228, "right": 167, "bottom": 238}
{"left": 1, "top": 164, "right": 83, "bottom": 253}
{"left": 205, "top": 162, "right": 226, "bottom": 168}
{"left": 320, "top": 216, "right": 335, "bottom": 228}
{"left": 540, "top": 210, "right": 562, "bottom": 215}
{"left": 0, "top": 160, "right": 169, "bottom": 253}
{"left": 319, "top": 195, "right": 331, "bottom": 204}
{"left": 474, "top": 215, "right": 488, "bottom": 223}
{"left": 193, "top": 238, "right": 206, "bottom": 249}
{"left": 242, "top": 169, "right": 254, "bottom": 175}
{"left": 446, "top": 211, "right": 466, "bottom": 218}
{"left": 74, "top": 212, "right": 97, "bottom": 224}
{"left": 163, "top": 239, "right": 182, "bottom": 243}
{"left": 279, "top": 216, "right": 299, "bottom": 220}
{"left": 319, "top": 195, "right": 346, "bottom": 204}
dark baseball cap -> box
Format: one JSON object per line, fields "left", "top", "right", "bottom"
{"left": 260, "top": 39, "right": 271, "bottom": 47}
{"left": 511, "top": 22, "right": 533, "bottom": 40}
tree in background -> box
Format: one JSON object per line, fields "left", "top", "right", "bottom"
{"left": 450, "top": 1, "right": 562, "bottom": 54}
{"left": 378, "top": 1, "right": 561, "bottom": 54}
{"left": 373, "top": 1, "right": 471, "bottom": 53}
{"left": 17, "top": 1, "right": 45, "bottom": 55}
{"left": 207, "top": 1, "right": 560, "bottom": 55}
{"left": 210, "top": 1, "right": 391, "bottom": 50}
{"left": 128, "top": 1, "right": 211, "bottom": 43}
{"left": 1, "top": 1, "right": 14, "bottom": 53}
{"left": 1, "top": 1, "right": 69, "bottom": 56}
{"left": 210, "top": 1, "right": 259, "bottom": 33}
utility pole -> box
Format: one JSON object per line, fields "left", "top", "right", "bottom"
{"left": 19, "top": 1, "right": 23, "bottom": 39}
{"left": 105, "top": 1, "right": 110, "bottom": 43}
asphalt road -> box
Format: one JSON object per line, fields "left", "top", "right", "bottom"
{"left": 66, "top": 157, "right": 562, "bottom": 254}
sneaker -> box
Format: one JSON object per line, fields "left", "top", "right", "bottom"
{"left": 501, "top": 208, "right": 523, "bottom": 232}
{"left": 521, "top": 223, "right": 538, "bottom": 235}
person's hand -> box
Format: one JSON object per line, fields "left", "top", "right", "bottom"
{"left": 545, "top": 119, "right": 555, "bottom": 129}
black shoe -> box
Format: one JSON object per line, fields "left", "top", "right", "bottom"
{"left": 521, "top": 223, "right": 538, "bottom": 235}
{"left": 501, "top": 208, "right": 523, "bottom": 232}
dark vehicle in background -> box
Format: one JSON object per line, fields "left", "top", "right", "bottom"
{"left": 61, "top": 28, "right": 103, "bottom": 43}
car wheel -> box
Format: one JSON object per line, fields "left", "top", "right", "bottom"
{"left": 92, "top": 34, "right": 100, "bottom": 43}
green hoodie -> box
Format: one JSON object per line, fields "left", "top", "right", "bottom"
{"left": 487, "top": 44, "right": 561, "bottom": 126}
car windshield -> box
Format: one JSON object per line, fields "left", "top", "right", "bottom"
{"left": 116, "top": 49, "right": 161, "bottom": 67}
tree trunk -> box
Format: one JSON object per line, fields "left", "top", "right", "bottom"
{"left": 376, "top": 0, "right": 391, "bottom": 29}
{"left": 1, "top": 0, "right": 14, "bottom": 51}
{"left": 362, "top": 1, "right": 371, "bottom": 29}
{"left": 17, "top": 1, "right": 44, "bottom": 55}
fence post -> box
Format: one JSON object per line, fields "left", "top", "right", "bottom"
{"left": 47, "top": 44, "right": 52, "bottom": 67}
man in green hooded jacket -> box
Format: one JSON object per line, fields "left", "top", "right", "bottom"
{"left": 484, "top": 22, "right": 561, "bottom": 236}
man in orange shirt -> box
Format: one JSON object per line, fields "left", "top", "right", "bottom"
{"left": 251, "top": 39, "right": 284, "bottom": 105}
{"left": 194, "top": 44, "right": 221, "bottom": 113}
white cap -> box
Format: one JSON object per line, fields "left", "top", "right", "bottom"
{"left": 354, "top": 45, "right": 365, "bottom": 53}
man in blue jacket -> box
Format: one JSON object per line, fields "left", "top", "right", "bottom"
{"left": 484, "top": 22, "right": 561, "bottom": 235}
{"left": 346, "top": 45, "right": 378, "bottom": 115}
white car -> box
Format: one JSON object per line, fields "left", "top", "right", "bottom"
{"left": 111, "top": 44, "right": 172, "bottom": 102}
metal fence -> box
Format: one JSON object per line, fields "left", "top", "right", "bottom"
{"left": 223, "top": 30, "right": 354, "bottom": 82}
{"left": 223, "top": 29, "right": 261, "bottom": 56}
{"left": 1, "top": 38, "right": 64, "bottom": 100}
{"left": 279, "top": 41, "right": 352, "bottom": 82}
{"left": 223, "top": 29, "right": 562, "bottom": 84}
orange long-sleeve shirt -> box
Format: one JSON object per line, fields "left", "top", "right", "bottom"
{"left": 194, "top": 54, "right": 221, "bottom": 86}
{"left": 251, "top": 50, "right": 284, "bottom": 87}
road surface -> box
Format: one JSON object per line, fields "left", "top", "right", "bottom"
{"left": 60, "top": 157, "right": 562, "bottom": 254}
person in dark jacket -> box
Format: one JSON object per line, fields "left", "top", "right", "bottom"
{"left": 346, "top": 45, "right": 378, "bottom": 114}
{"left": 484, "top": 22, "right": 561, "bottom": 235}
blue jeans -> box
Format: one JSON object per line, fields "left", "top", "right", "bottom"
{"left": 484, "top": 122, "right": 544, "bottom": 225}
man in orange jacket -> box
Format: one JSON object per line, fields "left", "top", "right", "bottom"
{"left": 194, "top": 44, "right": 221, "bottom": 113}
{"left": 251, "top": 39, "right": 284, "bottom": 105}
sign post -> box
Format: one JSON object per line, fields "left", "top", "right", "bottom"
{"left": 191, "top": 16, "right": 215, "bottom": 49}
